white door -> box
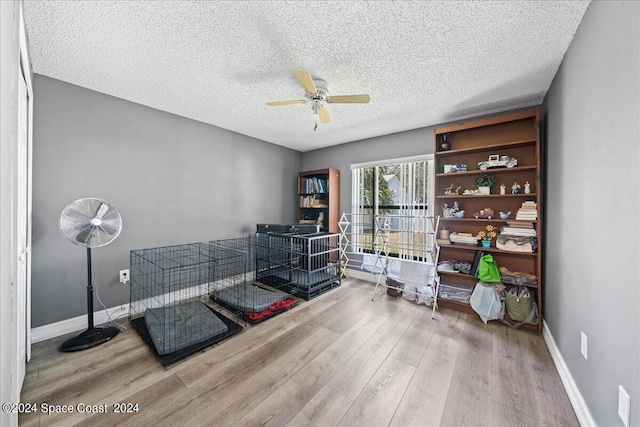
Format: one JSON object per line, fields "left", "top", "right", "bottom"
{"left": 16, "top": 69, "right": 29, "bottom": 392}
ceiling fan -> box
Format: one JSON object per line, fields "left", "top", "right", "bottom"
{"left": 267, "top": 70, "right": 371, "bottom": 131}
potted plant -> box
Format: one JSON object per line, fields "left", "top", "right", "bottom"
{"left": 474, "top": 174, "right": 496, "bottom": 195}
{"left": 478, "top": 224, "right": 498, "bottom": 248}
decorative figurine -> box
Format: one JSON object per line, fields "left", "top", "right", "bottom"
{"left": 443, "top": 201, "right": 461, "bottom": 218}
{"left": 473, "top": 208, "right": 494, "bottom": 219}
{"left": 477, "top": 154, "right": 518, "bottom": 170}
{"left": 499, "top": 211, "right": 512, "bottom": 219}
{"left": 524, "top": 181, "right": 531, "bottom": 194}
{"left": 442, "top": 204, "right": 453, "bottom": 218}
{"left": 317, "top": 212, "right": 324, "bottom": 226}
{"left": 512, "top": 182, "right": 521, "bottom": 194}
{"left": 500, "top": 183, "right": 506, "bottom": 195}
{"left": 444, "top": 182, "right": 461, "bottom": 195}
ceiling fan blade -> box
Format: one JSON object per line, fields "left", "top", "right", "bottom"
{"left": 327, "top": 94, "right": 371, "bottom": 104}
{"left": 266, "top": 100, "right": 307, "bottom": 106}
{"left": 295, "top": 70, "right": 317, "bottom": 94}
{"left": 318, "top": 105, "right": 331, "bottom": 123}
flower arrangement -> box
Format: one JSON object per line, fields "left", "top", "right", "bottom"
{"left": 478, "top": 224, "right": 498, "bottom": 246}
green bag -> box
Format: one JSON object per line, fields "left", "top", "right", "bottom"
{"left": 504, "top": 285, "right": 537, "bottom": 325}
{"left": 477, "top": 254, "right": 501, "bottom": 282}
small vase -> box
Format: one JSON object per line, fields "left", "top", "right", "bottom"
{"left": 481, "top": 240, "right": 491, "bottom": 248}
{"left": 439, "top": 133, "right": 451, "bottom": 151}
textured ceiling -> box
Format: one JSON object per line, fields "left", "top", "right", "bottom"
{"left": 23, "top": 1, "right": 590, "bottom": 152}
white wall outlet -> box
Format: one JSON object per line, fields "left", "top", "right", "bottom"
{"left": 119, "top": 269, "right": 129, "bottom": 284}
{"left": 580, "top": 332, "right": 588, "bottom": 359}
{"left": 618, "top": 385, "right": 630, "bottom": 427}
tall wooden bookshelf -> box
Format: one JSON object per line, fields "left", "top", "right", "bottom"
{"left": 298, "top": 168, "right": 340, "bottom": 233}
{"left": 434, "top": 109, "right": 543, "bottom": 331}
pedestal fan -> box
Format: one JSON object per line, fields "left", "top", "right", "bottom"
{"left": 58, "top": 197, "right": 123, "bottom": 352}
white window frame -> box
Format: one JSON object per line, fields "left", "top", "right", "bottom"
{"left": 351, "top": 154, "right": 434, "bottom": 257}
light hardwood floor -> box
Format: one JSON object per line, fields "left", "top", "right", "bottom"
{"left": 20, "top": 279, "right": 578, "bottom": 427}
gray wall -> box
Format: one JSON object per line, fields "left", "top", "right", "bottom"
{"left": 302, "top": 127, "right": 435, "bottom": 217}
{"left": 302, "top": 109, "right": 536, "bottom": 220}
{"left": 543, "top": 1, "right": 639, "bottom": 426}
{"left": 32, "top": 75, "right": 302, "bottom": 327}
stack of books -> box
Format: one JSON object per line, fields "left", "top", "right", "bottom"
{"left": 301, "top": 177, "right": 328, "bottom": 193}
{"left": 501, "top": 221, "right": 537, "bottom": 237}
{"left": 515, "top": 201, "right": 538, "bottom": 220}
{"left": 449, "top": 232, "right": 480, "bottom": 246}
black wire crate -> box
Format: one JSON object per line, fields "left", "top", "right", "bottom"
{"left": 208, "top": 236, "right": 299, "bottom": 323}
{"left": 255, "top": 229, "right": 341, "bottom": 300}
{"left": 129, "top": 243, "right": 242, "bottom": 367}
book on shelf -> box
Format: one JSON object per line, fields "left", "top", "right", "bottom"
{"left": 300, "top": 177, "right": 328, "bottom": 193}
{"left": 516, "top": 216, "right": 538, "bottom": 220}
{"left": 470, "top": 250, "right": 486, "bottom": 277}
{"left": 516, "top": 200, "right": 538, "bottom": 220}
{"left": 501, "top": 227, "right": 537, "bottom": 237}
{"left": 504, "top": 223, "right": 536, "bottom": 228}
{"left": 507, "top": 221, "right": 534, "bottom": 228}
{"left": 516, "top": 214, "right": 537, "bottom": 219}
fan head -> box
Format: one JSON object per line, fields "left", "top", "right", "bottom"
{"left": 59, "top": 198, "right": 122, "bottom": 248}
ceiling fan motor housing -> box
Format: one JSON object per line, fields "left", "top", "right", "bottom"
{"left": 305, "top": 78, "right": 329, "bottom": 102}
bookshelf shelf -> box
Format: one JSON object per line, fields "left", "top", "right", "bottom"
{"left": 436, "top": 193, "right": 538, "bottom": 199}
{"left": 437, "top": 243, "right": 537, "bottom": 257}
{"left": 436, "top": 165, "right": 537, "bottom": 178}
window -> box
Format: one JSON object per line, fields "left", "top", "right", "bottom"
{"left": 351, "top": 155, "right": 434, "bottom": 258}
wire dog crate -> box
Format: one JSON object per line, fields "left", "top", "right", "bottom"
{"left": 208, "top": 236, "right": 299, "bottom": 323}
{"left": 255, "top": 225, "right": 341, "bottom": 300}
{"left": 129, "top": 243, "right": 243, "bottom": 367}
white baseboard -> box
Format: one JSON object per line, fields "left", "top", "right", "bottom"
{"left": 30, "top": 277, "right": 233, "bottom": 344}
{"left": 542, "top": 320, "right": 596, "bottom": 427}
{"left": 31, "top": 304, "right": 130, "bottom": 344}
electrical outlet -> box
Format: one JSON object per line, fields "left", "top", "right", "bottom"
{"left": 119, "top": 269, "right": 129, "bottom": 284}
{"left": 580, "top": 332, "right": 588, "bottom": 359}
{"left": 618, "top": 385, "right": 630, "bottom": 427}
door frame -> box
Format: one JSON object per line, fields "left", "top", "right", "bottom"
{"left": 18, "top": 0, "right": 33, "bottom": 370}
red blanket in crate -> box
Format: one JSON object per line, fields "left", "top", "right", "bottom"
{"left": 246, "top": 297, "right": 299, "bottom": 321}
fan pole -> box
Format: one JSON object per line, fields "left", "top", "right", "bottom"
{"left": 86, "top": 247, "right": 94, "bottom": 330}
{"left": 58, "top": 246, "right": 120, "bottom": 352}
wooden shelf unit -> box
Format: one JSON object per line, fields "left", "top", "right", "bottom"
{"left": 434, "top": 109, "right": 543, "bottom": 331}
{"left": 298, "top": 168, "right": 340, "bottom": 233}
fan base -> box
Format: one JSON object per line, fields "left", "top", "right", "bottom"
{"left": 58, "top": 326, "right": 120, "bottom": 352}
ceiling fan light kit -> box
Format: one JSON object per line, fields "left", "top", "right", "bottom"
{"left": 267, "top": 70, "right": 370, "bottom": 130}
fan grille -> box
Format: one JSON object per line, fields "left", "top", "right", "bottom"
{"left": 59, "top": 198, "right": 122, "bottom": 248}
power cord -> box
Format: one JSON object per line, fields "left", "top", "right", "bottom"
{"left": 93, "top": 278, "right": 128, "bottom": 332}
